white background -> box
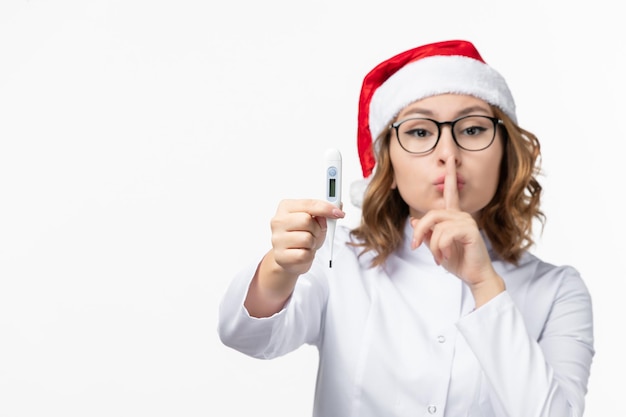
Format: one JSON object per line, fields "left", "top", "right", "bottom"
{"left": 0, "top": 1, "right": 623, "bottom": 416}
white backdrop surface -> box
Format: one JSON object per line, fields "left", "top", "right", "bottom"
{"left": 0, "top": 1, "right": 623, "bottom": 416}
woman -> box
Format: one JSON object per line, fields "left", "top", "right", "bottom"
{"left": 218, "top": 40, "right": 594, "bottom": 417}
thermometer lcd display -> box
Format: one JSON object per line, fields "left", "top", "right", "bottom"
{"left": 329, "top": 178, "right": 336, "bottom": 197}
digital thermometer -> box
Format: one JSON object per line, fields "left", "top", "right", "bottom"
{"left": 324, "top": 148, "right": 342, "bottom": 268}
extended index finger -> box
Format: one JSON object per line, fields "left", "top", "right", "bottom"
{"left": 444, "top": 156, "right": 460, "bottom": 210}
{"left": 279, "top": 199, "right": 345, "bottom": 219}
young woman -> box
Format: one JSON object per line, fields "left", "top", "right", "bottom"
{"left": 218, "top": 40, "right": 594, "bottom": 417}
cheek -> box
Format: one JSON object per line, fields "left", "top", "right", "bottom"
{"left": 475, "top": 149, "right": 504, "bottom": 200}
{"left": 485, "top": 164, "right": 501, "bottom": 194}
{"left": 390, "top": 157, "right": 432, "bottom": 204}
{"left": 389, "top": 145, "right": 422, "bottom": 189}
{"left": 389, "top": 141, "right": 403, "bottom": 188}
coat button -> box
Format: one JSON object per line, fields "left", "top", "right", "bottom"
{"left": 428, "top": 405, "right": 437, "bottom": 414}
{"left": 437, "top": 335, "right": 446, "bottom": 343}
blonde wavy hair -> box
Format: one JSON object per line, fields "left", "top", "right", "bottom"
{"left": 349, "top": 106, "right": 545, "bottom": 266}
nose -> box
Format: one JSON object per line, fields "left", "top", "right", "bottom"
{"left": 435, "top": 125, "right": 460, "bottom": 165}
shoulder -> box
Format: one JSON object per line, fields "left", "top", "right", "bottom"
{"left": 498, "top": 251, "right": 591, "bottom": 306}
{"left": 520, "top": 251, "right": 586, "bottom": 286}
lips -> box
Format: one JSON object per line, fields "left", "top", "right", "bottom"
{"left": 434, "top": 175, "right": 465, "bottom": 191}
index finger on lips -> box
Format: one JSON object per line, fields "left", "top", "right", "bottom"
{"left": 444, "top": 156, "right": 460, "bottom": 210}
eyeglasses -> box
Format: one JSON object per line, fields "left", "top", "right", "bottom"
{"left": 390, "top": 115, "right": 503, "bottom": 154}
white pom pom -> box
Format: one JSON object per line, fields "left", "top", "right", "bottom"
{"left": 350, "top": 177, "right": 371, "bottom": 208}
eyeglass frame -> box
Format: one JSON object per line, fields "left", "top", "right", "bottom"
{"left": 390, "top": 115, "right": 504, "bottom": 154}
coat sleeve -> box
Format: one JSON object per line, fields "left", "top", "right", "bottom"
{"left": 456, "top": 267, "right": 594, "bottom": 417}
{"left": 217, "top": 257, "right": 329, "bottom": 359}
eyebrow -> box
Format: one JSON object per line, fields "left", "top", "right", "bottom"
{"left": 400, "top": 105, "right": 492, "bottom": 119}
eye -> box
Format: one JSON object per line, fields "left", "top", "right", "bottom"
{"left": 462, "top": 125, "right": 487, "bottom": 136}
{"left": 399, "top": 119, "right": 438, "bottom": 139}
{"left": 405, "top": 128, "right": 431, "bottom": 138}
{"left": 454, "top": 116, "right": 493, "bottom": 138}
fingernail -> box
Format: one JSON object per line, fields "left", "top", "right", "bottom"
{"left": 332, "top": 208, "right": 344, "bottom": 218}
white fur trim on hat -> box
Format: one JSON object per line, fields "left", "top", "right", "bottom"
{"left": 369, "top": 55, "right": 516, "bottom": 141}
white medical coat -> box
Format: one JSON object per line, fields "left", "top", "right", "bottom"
{"left": 218, "top": 220, "right": 594, "bottom": 417}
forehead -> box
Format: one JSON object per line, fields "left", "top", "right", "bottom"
{"left": 397, "top": 94, "right": 493, "bottom": 119}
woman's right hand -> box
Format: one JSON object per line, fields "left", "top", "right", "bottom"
{"left": 245, "top": 199, "right": 344, "bottom": 318}
{"left": 269, "top": 199, "right": 345, "bottom": 277}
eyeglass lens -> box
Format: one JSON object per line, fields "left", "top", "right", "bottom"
{"left": 395, "top": 116, "right": 496, "bottom": 153}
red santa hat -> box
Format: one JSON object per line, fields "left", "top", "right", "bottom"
{"left": 351, "top": 39, "right": 517, "bottom": 207}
